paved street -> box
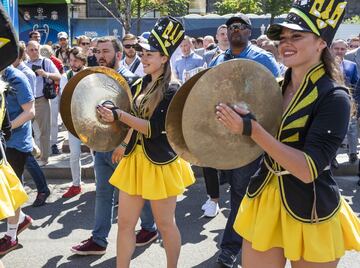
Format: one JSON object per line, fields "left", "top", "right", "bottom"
{"left": 1, "top": 174, "right": 360, "bottom": 268}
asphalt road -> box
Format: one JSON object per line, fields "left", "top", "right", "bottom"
{"left": 1, "top": 175, "right": 360, "bottom": 268}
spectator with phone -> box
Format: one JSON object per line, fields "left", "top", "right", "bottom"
{"left": 25, "top": 41, "right": 61, "bottom": 166}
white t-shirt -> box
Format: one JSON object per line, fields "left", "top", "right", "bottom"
{"left": 121, "top": 55, "right": 145, "bottom": 77}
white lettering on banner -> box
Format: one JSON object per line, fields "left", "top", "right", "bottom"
{"left": 84, "top": 32, "right": 98, "bottom": 38}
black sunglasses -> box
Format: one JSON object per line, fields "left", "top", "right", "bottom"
{"left": 81, "top": 42, "right": 90, "bottom": 45}
{"left": 229, "top": 23, "right": 250, "bottom": 31}
{"left": 124, "top": 44, "right": 137, "bottom": 49}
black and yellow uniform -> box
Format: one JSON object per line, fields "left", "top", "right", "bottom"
{"left": 233, "top": 63, "right": 360, "bottom": 262}
{"left": 0, "top": 90, "right": 28, "bottom": 220}
{"left": 109, "top": 75, "right": 195, "bottom": 200}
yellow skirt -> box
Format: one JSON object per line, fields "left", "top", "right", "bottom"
{"left": 0, "top": 161, "right": 28, "bottom": 220}
{"left": 109, "top": 145, "right": 195, "bottom": 200}
{"left": 234, "top": 175, "right": 360, "bottom": 263}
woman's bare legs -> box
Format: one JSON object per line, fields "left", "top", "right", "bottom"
{"left": 242, "top": 239, "right": 286, "bottom": 268}
{"left": 116, "top": 191, "right": 145, "bottom": 268}
{"left": 151, "top": 197, "right": 180, "bottom": 268}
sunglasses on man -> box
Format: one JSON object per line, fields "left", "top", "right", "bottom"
{"left": 228, "top": 23, "right": 250, "bottom": 31}
{"left": 124, "top": 44, "right": 137, "bottom": 49}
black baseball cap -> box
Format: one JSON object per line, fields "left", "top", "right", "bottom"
{"left": 226, "top": 13, "right": 252, "bottom": 28}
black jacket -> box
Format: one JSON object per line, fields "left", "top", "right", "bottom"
{"left": 124, "top": 75, "right": 179, "bottom": 164}
{"left": 247, "top": 63, "right": 351, "bottom": 223}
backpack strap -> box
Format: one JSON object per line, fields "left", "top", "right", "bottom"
{"left": 129, "top": 57, "right": 141, "bottom": 74}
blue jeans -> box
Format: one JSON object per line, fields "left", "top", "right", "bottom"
{"left": 346, "top": 117, "right": 358, "bottom": 155}
{"left": 92, "top": 151, "right": 156, "bottom": 247}
{"left": 219, "top": 156, "right": 262, "bottom": 259}
{"left": 24, "top": 154, "right": 49, "bottom": 193}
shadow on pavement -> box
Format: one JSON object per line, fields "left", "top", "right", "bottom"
{"left": 42, "top": 254, "right": 115, "bottom": 268}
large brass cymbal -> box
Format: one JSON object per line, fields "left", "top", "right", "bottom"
{"left": 165, "top": 69, "right": 210, "bottom": 166}
{"left": 60, "top": 68, "right": 91, "bottom": 138}
{"left": 181, "top": 59, "right": 282, "bottom": 170}
{"left": 60, "top": 67, "right": 132, "bottom": 152}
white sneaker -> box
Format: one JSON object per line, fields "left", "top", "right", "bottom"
{"left": 201, "top": 197, "right": 212, "bottom": 211}
{"left": 37, "top": 160, "right": 48, "bottom": 167}
{"left": 203, "top": 201, "right": 220, "bottom": 218}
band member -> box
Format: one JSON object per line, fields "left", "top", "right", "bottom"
{"left": 71, "top": 37, "right": 155, "bottom": 256}
{"left": 216, "top": 1, "right": 360, "bottom": 267}
{"left": 97, "top": 17, "right": 195, "bottom": 267}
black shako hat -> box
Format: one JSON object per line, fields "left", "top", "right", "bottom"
{"left": 137, "top": 16, "right": 184, "bottom": 57}
{"left": 0, "top": 4, "right": 19, "bottom": 72}
{"left": 226, "top": 13, "right": 252, "bottom": 28}
{"left": 267, "top": 0, "right": 347, "bottom": 46}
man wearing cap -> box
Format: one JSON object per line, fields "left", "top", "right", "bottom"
{"left": 208, "top": 13, "right": 280, "bottom": 268}
{"left": 55, "top": 32, "right": 70, "bottom": 72}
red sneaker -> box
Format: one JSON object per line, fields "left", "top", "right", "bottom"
{"left": 0, "top": 235, "right": 19, "bottom": 256}
{"left": 136, "top": 229, "right": 159, "bottom": 247}
{"left": 62, "top": 186, "right": 81, "bottom": 198}
{"left": 71, "top": 237, "right": 106, "bottom": 255}
{"left": 17, "top": 215, "right": 33, "bottom": 236}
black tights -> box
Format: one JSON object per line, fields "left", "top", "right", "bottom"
{"left": 202, "top": 167, "right": 220, "bottom": 199}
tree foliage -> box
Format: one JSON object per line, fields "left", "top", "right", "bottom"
{"left": 258, "top": 0, "right": 292, "bottom": 24}
{"left": 214, "top": 0, "right": 292, "bottom": 24}
{"left": 105, "top": 0, "right": 188, "bottom": 34}
{"left": 344, "top": 15, "right": 360, "bottom": 24}
{"left": 214, "top": 0, "right": 261, "bottom": 15}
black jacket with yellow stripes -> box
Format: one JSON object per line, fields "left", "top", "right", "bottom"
{"left": 124, "top": 75, "right": 178, "bottom": 165}
{"left": 247, "top": 63, "right": 351, "bottom": 223}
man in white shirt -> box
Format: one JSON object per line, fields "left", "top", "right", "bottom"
{"left": 120, "top": 34, "right": 145, "bottom": 77}
{"left": 25, "top": 41, "right": 61, "bottom": 166}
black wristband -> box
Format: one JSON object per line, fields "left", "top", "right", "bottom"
{"left": 241, "top": 113, "right": 256, "bottom": 136}
{"left": 112, "top": 108, "right": 119, "bottom": 121}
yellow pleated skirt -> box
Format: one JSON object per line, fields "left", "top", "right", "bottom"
{"left": 234, "top": 174, "right": 360, "bottom": 263}
{"left": 109, "top": 145, "right": 195, "bottom": 200}
{"left": 0, "top": 161, "right": 28, "bottom": 220}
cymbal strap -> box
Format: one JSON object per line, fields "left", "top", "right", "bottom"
{"left": 241, "top": 112, "right": 256, "bottom": 136}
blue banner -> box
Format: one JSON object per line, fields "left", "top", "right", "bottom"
{"left": 1, "top": 0, "right": 19, "bottom": 33}
{"left": 19, "top": 4, "right": 68, "bottom": 44}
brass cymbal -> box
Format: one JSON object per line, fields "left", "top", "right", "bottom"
{"left": 165, "top": 69, "right": 210, "bottom": 166}
{"left": 60, "top": 68, "right": 91, "bottom": 138}
{"left": 60, "top": 66, "right": 132, "bottom": 151}
{"left": 181, "top": 59, "right": 282, "bottom": 169}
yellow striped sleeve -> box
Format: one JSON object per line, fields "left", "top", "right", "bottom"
{"left": 146, "top": 121, "right": 152, "bottom": 138}
{"left": 303, "top": 153, "right": 318, "bottom": 180}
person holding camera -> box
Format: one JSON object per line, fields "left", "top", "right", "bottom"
{"left": 25, "top": 41, "right": 61, "bottom": 166}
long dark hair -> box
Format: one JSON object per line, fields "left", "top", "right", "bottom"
{"left": 142, "top": 60, "right": 172, "bottom": 118}
{"left": 321, "top": 47, "right": 344, "bottom": 85}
